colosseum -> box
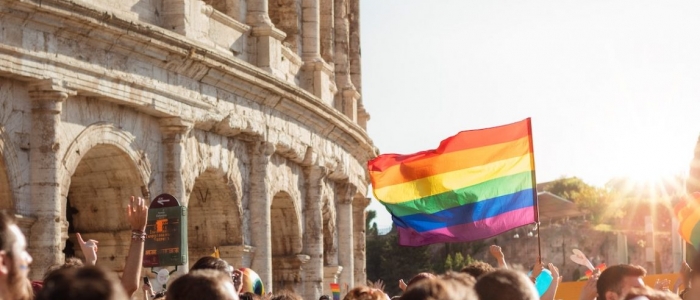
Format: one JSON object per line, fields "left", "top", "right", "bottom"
{"left": 0, "top": 0, "right": 374, "bottom": 298}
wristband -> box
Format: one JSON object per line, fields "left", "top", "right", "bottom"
{"left": 131, "top": 230, "right": 146, "bottom": 242}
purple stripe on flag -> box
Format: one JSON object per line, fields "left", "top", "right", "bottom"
{"left": 397, "top": 206, "right": 535, "bottom": 246}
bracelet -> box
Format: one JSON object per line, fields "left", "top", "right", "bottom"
{"left": 131, "top": 230, "right": 146, "bottom": 242}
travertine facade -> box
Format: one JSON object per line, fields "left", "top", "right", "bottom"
{"left": 0, "top": 0, "right": 374, "bottom": 298}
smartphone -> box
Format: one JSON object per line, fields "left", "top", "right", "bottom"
{"left": 143, "top": 277, "right": 150, "bottom": 286}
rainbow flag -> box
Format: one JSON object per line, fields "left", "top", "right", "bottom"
{"left": 368, "top": 118, "right": 538, "bottom": 246}
{"left": 330, "top": 283, "right": 340, "bottom": 300}
{"left": 676, "top": 192, "right": 700, "bottom": 249}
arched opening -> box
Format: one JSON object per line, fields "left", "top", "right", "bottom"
{"left": 187, "top": 169, "right": 243, "bottom": 266}
{"left": 271, "top": 191, "right": 303, "bottom": 292}
{"left": 269, "top": 0, "right": 301, "bottom": 54}
{"left": 64, "top": 144, "right": 145, "bottom": 272}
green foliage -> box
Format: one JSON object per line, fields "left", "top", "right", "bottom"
{"left": 365, "top": 226, "right": 432, "bottom": 297}
{"left": 444, "top": 254, "right": 453, "bottom": 272}
{"left": 540, "top": 177, "right": 610, "bottom": 223}
{"left": 453, "top": 253, "right": 464, "bottom": 270}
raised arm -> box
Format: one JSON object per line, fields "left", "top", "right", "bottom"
{"left": 540, "top": 263, "right": 561, "bottom": 300}
{"left": 489, "top": 245, "right": 508, "bottom": 269}
{"left": 122, "top": 196, "right": 149, "bottom": 296}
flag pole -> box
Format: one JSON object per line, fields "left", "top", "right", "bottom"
{"left": 526, "top": 118, "right": 542, "bottom": 261}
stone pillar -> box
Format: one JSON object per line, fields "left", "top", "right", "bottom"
{"left": 162, "top": 0, "right": 210, "bottom": 41}
{"left": 302, "top": 0, "right": 321, "bottom": 62}
{"left": 333, "top": 0, "right": 358, "bottom": 119}
{"left": 27, "top": 79, "right": 74, "bottom": 280}
{"left": 249, "top": 141, "right": 275, "bottom": 291}
{"left": 336, "top": 183, "right": 355, "bottom": 288}
{"left": 322, "top": 265, "right": 342, "bottom": 297}
{"left": 303, "top": 166, "right": 325, "bottom": 300}
{"left": 248, "top": 0, "right": 287, "bottom": 77}
{"left": 353, "top": 197, "right": 370, "bottom": 286}
{"left": 348, "top": 0, "right": 361, "bottom": 94}
{"left": 160, "top": 117, "right": 193, "bottom": 273}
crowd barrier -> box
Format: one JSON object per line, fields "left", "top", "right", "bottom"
{"left": 554, "top": 273, "right": 681, "bottom": 300}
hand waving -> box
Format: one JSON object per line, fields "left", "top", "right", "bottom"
{"left": 76, "top": 232, "right": 98, "bottom": 266}
{"left": 127, "top": 196, "right": 148, "bottom": 232}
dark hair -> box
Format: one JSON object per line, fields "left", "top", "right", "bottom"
{"left": 406, "top": 272, "right": 436, "bottom": 289}
{"left": 241, "top": 291, "right": 260, "bottom": 300}
{"left": 460, "top": 261, "right": 495, "bottom": 279}
{"left": 401, "top": 276, "right": 477, "bottom": 300}
{"left": 166, "top": 269, "right": 236, "bottom": 300}
{"left": 596, "top": 264, "right": 646, "bottom": 298}
{"left": 191, "top": 256, "right": 232, "bottom": 273}
{"left": 43, "top": 257, "right": 85, "bottom": 280}
{"left": 474, "top": 269, "right": 538, "bottom": 300}
{"left": 439, "top": 271, "right": 476, "bottom": 288}
{"left": 36, "top": 266, "right": 128, "bottom": 300}
{"left": 319, "top": 295, "right": 331, "bottom": 300}
{"left": 271, "top": 290, "right": 303, "bottom": 300}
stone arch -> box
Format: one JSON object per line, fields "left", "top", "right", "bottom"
{"left": 271, "top": 190, "right": 305, "bottom": 291}
{"left": 60, "top": 123, "right": 150, "bottom": 271}
{"left": 269, "top": 0, "right": 301, "bottom": 54}
{"left": 187, "top": 167, "right": 244, "bottom": 265}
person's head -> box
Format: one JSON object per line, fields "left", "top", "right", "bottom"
{"left": 166, "top": 269, "right": 238, "bottom": 300}
{"left": 0, "top": 211, "right": 32, "bottom": 300}
{"left": 319, "top": 295, "right": 331, "bottom": 300}
{"left": 191, "top": 256, "right": 233, "bottom": 274}
{"left": 342, "top": 286, "right": 390, "bottom": 300}
{"left": 406, "top": 272, "right": 437, "bottom": 289}
{"left": 36, "top": 265, "right": 128, "bottom": 300}
{"left": 597, "top": 264, "right": 646, "bottom": 300}
{"left": 438, "top": 271, "right": 477, "bottom": 300}
{"left": 460, "top": 261, "right": 495, "bottom": 279}
{"left": 621, "top": 286, "right": 681, "bottom": 300}
{"left": 270, "top": 290, "right": 303, "bottom": 300}
{"left": 474, "top": 269, "right": 539, "bottom": 300}
{"left": 400, "top": 275, "right": 477, "bottom": 300}
{"left": 240, "top": 291, "right": 260, "bottom": 300}
{"left": 43, "top": 257, "right": 84, "bottom": 280}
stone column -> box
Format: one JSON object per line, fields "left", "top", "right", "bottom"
{"left": 348, "top": 0, "right": 361, "bottom": 94}
{"left": 353, "top": 197, "right": 370, "bottom": 286}
{"left": 27, "top": 79, "right": 74, "bottom": 280}
{"left": 249, "top": 141, "right": 275, "bottom": 291}
{"left": 160, "top": 117, "right": 193, "bottom": 273}
{"left": 323, "top": 265, "right": 342, "bottom": 297}
{"left": 302, "top": 0, "right": 321, "bottom": 61}
{"left": 333, "top": 0, "right": 359, "bottom": 120}
{"left": 303, "top": 166, "right": 325, "bottom": 300}
{"left": 336, "top": 183, "right": 355, "bottom": 288}
{"left": 301, "top": 0, "right": 336, "bottom": 106}
{"left": 248, "top": 0, "right": 287, "bottom": 78}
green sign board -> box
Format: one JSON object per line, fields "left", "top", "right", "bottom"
{"left": 143, "top": 194, "right": 188, "bottom": 267}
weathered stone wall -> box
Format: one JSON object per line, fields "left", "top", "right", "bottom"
{"left": 0, "top": 0, "right": 373, "bottom": 298}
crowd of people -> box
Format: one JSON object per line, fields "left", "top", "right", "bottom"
{"left": 0, "top": 195, "right": 698, "bottom": 299}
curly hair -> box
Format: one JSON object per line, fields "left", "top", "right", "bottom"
{"left": 460, "top": 261, "right": 495, "bottom": 279}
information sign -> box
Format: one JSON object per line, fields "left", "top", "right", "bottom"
{"left": 142, "top": 193, "right": 188, "bottom": 267}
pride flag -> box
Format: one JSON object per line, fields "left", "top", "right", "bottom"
{"left": 330, "top": 283, "right": 340, "bottom": 300}
{"left": 676, "top": 192, "right": 700, "bottom": 249}
{"left": 368, "top": 118, "right": 538, "bottom": 246}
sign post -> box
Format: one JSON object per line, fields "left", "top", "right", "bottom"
{"left": 143, "top": 193, "right": 188, "bottom": 268}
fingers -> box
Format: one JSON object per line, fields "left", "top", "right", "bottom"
{"left": 76, "top": 232, "right": 85, "bottom": 244}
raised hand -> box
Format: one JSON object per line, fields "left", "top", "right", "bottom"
{"left": 579, "top": 273, "right": 599, "bottom": 300}
{"left": 370, "top": 279, "right": 386, "bottom": 292}
{"left": 399, "top": 279, "right": 407, "bottom": 291}
{"left": 530, "top": 257, "right": 544, "bottom": 280}
{"left": 541, "top": 263, "right": 562, "bottom": 300}
{"left": 76, "top": 232, "right": 98, "bottom": 266}
{"left": 127, "top": 196, "right": 148, "bottom": 232}
{"left": 489, "top": 245, "right": 508, "bottom": 268}
{"left": 489, "top": 245, "right": 504, "bottom": 260}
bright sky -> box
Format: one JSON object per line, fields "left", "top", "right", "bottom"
{"left": 360, "top": 1, "right": 700, "bottom": 231}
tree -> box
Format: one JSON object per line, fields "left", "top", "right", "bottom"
{"left": 366, "top": 210, "right": 378, "bottom": 237}
{"left": 444, "top": 254, "right": 453, "bottom": 272}
{"left": 540, "top": 177, "right": 610, "bottom": 223}
{"left": 453, "top": 253, "right": 465, "bottom": 270}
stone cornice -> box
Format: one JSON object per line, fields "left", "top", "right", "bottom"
{"left": 1, "top": 0, "right": 378, "bottom": 165}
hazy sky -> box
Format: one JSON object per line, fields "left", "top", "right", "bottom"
{"left": 360, "top": 1, "right": 700, "bottom": 230}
